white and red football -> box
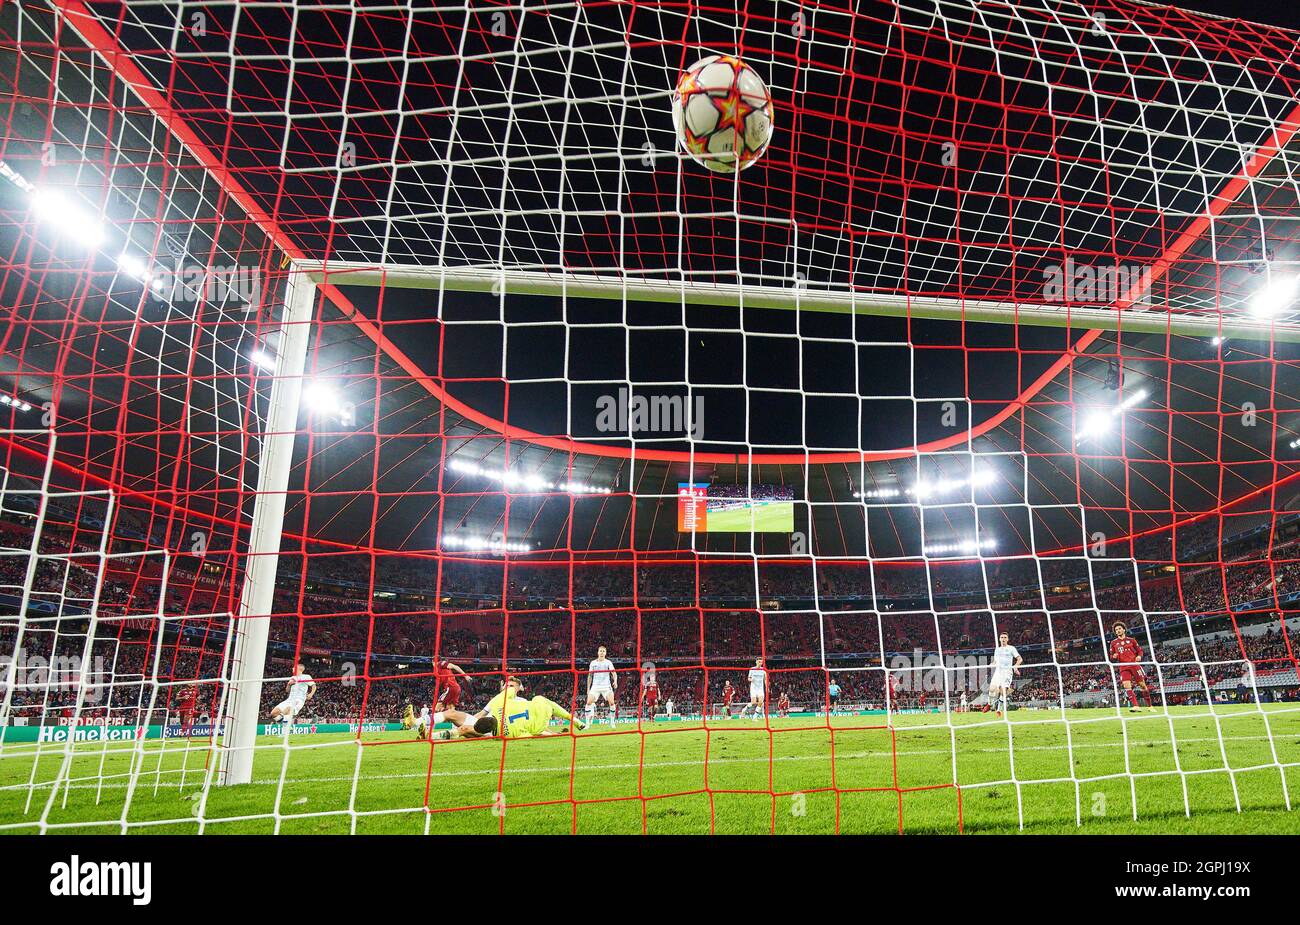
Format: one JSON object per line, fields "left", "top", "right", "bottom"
{"left": 671, "top": 54, "right": 774, "bottom": 173}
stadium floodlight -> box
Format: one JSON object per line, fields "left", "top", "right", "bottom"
{"left": 555, "top": 478, "right": 614, "bottom": 495}
{"left": 1076, "top": 388, "right": 1149, "bottom": 441}
{"left": 1075, "top": 410, "right": 1113, "bottom": 440}
{"left": 301, "top": 380, "right": 341, "bottom": 414}
{"left": 116, "top": 251, "right": 151, "bottom": 281}
{"left": 442, "top": 533, "right": 533, "bottom": 554}
{"left": 29, "top": 189, "right": 107, "bottom": 250}
{"left": 447, "top": 457, "right": 612, "bottom": 494}
{"left": 1118, "top": 387, "right": 1149, "bottom": 411}
{"left": 923, "top": 537, "right": 997, "bottom": 556}
{"left": 1251, "top": 275, "right": 1298, "bottom": 318}
{"left": 0, "top": 158, "right": 35, "bottom": 193}
{"left": 855, "top": 487, "right": 903, "bottom": 499}
{"left": 249, "top": 347, "right": 277, "bottom": 372}
{"left": 906, "top": 467, "right": 994, "bottom": 502}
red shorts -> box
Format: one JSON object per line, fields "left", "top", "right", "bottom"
{"left": 435, "top": 682, "right": 460, "bottom": 708}
{"left": 1118, "top": 665, "right": 1146, "bottom": 685}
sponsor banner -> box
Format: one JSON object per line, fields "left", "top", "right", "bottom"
{"left": 262, "top": 721, "right": 395, "bottom": 735}
{"left": 2, "top": 721, "right": 403, "bottom": 743}
{"left": 29, "top": 725, "right": 143, "bottom": 744}
{"left": 162, "top": 723, "right": 225, "bottom": 738}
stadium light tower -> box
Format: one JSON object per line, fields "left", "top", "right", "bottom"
{"left": 218, "top": 267, "right": 316, "bottom": 786}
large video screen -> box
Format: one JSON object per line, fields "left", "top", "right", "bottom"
{"left": 677, "top": 483, "right": 795, "bottom": 533}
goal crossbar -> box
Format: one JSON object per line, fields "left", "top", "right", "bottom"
{"left": 303, "top": 263, "right": 1300, "bottom": 342}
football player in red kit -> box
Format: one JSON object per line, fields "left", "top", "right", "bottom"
{"left": 433, "top": 659, "right": 469, "bottom": 711}
{"left": 176, "top": 684, "right": 199, "bottom": 729}
{"left": 642, "top": 681, "right": 660, "bottom": 720}
{"left": 777, "top": 690, "right": 790, "bottom": 717}
{"left": 1110, "top": 622, "right": 1156, "bottom": 713}
{"left": 721, "top": 680, "right": 735, "bottom": 718}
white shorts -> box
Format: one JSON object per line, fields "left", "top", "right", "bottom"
{"left": 989, "top": 669, "right": 1013, "bottom": 691}
{"left": 749, "top": 687, "right": 765, "bottom": 701}
{"left": 275, "top": 698, "right": 304, "bottom": 716}
{"left": 588, "top": 685, "right": 615, "bottom": 701}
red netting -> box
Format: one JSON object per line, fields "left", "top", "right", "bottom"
{"left": 1, "top": 0, "right": 1298, "bottom": 835}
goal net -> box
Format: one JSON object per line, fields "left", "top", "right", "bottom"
{"left": 1, "top": 0, "right": 1298, "bottom": 834}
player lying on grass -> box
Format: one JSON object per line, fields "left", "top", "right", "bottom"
{"left": 431, "top": 676, "right": 587, "bottom": 739}
{"left": 1110, "top": 621, "right": 1158, "bottom": 713}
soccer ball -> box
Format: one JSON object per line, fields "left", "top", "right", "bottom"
{"left": 671, "top": 54, "right": 774, "bottom": 173}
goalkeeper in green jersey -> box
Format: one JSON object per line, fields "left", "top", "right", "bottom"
{"left": 435, "top": 676, "right": 585, "bottom": 739}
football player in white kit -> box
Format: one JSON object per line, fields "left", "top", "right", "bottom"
{"left": 270, "top": 662, "right": 316, "bottom": 724}
{"left": 739, "top": 657, "right": 767, "bottom": 722}
{"left": 983, "top": 633, "right": 1022, "bottom": 716}
{"left": 585, "top": 645, "right": 618, "bottom": 728}
{"left": 415, "top": 704, "right": 433, "bottom": 739}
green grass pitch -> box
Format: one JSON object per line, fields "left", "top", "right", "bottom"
{"left": 3, "top": 705, "right": 1298, "bottom": 834}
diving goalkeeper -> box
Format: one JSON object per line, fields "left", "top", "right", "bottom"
{"left": 437, "top": 676, "right": 586, "bottom": 739}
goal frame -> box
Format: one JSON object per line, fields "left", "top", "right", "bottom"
{"left": 302, "top": 261, "right": 1300, "bottom": 342}
{"left": 44, "top": 0, "right": 1300, "bottom": 811}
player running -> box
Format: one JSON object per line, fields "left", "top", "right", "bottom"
{"left": 1110, "top": 621, "right": 1157, "bottom": 713}
{"left": 739, "top": 658, "right": 767, "bottom": 722}
{"left": 982, "top": 633, "right": 1021, "bottom": 716}
{"left": 585, "top": 645, "right": 618, "bottom": 728}
{"left": 270, "top": 662, "right": 315, "bottom": 724}
{"left": 433, "top": 658, "right": 469, "bottom": 711}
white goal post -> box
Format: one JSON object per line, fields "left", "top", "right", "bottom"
{"left": 303, "top": 262, "right": 1300, "bottom": 342}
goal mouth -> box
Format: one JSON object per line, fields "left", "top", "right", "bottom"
{"left": 1, "top": 0, "right": 1299, "bottom": 839}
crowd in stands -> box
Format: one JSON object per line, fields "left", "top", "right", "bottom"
{"left": 2, "top": 503, "right": 1299, "bottom": 724}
